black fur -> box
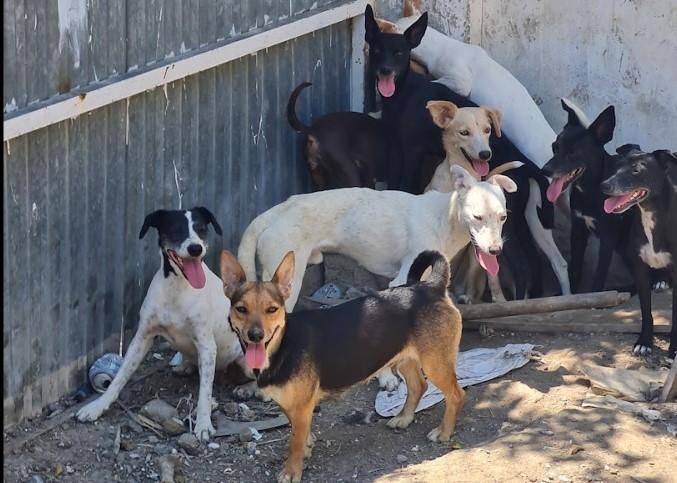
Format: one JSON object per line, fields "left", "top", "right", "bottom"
{"left": 363, "top": 5, "right": 551, "bottom": 298}
{"left": 601, "top": 149, "right": 677, "bottom": 358}
{"left": 257, "top": 251, "right": 451, "bottom": 391}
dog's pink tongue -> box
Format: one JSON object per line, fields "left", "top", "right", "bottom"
{"left": 546, "top": 176, "right": 566, "bottom": 202}
{"left": 245, "top": 343, "right": 266, "bottom": 370}
{"left": 472, "top": 160, "right": 490, "bottom": 177}
{"left": 475, "top": 248, "right": 499, "bottom": 276}
{"left": 377, "top": 75, "right": 396, "bottom": 98}
{"left": 604, "top": 195, "right": 633, "bottom": 214}
{"left": 182, "top": 257, "right": 206, "bottom": 289}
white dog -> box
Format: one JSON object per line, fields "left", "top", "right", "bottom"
{"left": 238, "top": 167, "right": 516, "bottom": 390}
{"left": 76, "top": 208, "right": 254, "bottom": 441}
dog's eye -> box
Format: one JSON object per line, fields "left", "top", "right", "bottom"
{"left": 473, "top": 214, "right": 483, "bottom": 221}
{"left": 459, "top": 130, "right": 470, "bottom": 136}
{"left": 484, "top": 127, "right": 491, "bottom": 134}
{"left": 266, "top": 306, "right": 279, "bottom": 314}
{"left": 235, "top": 305, "right": 248, "bottom": 314}
{"left": 500, "top": 215, "right": 507, "bottom": 222}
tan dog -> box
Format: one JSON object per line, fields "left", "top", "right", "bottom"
{"left": 425, "top": 101, "right": 503, "bottom": 191}
{"left": 220, "top": 249, "right": 464, "bottom": 482}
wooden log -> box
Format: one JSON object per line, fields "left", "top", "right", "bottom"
{"left": 458, "top": 291, "right": 630, "bottom": 321}
{"left": 463, "top": 306, "right": 672, "bottom": 334}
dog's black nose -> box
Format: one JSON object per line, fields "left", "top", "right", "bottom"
{"left": 187, "top": 244, "right": 203, "bottom": 257}
{"left": 488, "top": 247, "right": 502, "bottom": 256}
{"left": 479, "top": 150, "right": 492, "bottom": 161}
{"left": 248, "top": 327, "right": 264, "bottom": 343}
{"left": 377, "top": 67, "right": 393, "bottom": 76}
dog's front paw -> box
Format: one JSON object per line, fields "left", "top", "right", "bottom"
{"left": 387, "top": 413, "right": 414, "bottom": 429}
{"left": 632, "top": 338, "right": 653, "bottom": 356}
{"left": 456, "top": 295, "right": 472, "bottom": 305}
{"left": 427, "top": 426, "right": 451, "bottom": 443}
{"left": 378, "top": 371, "right": 400, "bottom": 392}
{"left": 193, "top": 415, "right": 215, "bottom": 442}
{"left": 76, "top": 398, "right": 109, "bottom": 422}
{"left": 277, "top": 465, "right": 303, "bottom": 483}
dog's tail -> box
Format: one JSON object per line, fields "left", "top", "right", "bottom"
{"left": 237, "top": 205, "right": 285, "bottom": 280}
{"left": 530, "top": 170, "right": 555, "bottom": 230}
{"left": 406, "top": 250, "right": 450, "bottom": 291}
{"left": 287, "top": 82, "right": 312, "bottom": 134}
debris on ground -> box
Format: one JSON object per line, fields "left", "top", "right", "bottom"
{"left": 579, "top": 362, "right": 666, "bottom": 401}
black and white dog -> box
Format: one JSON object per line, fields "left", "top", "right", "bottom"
{"left": 77, "top": 207, "right": 255, "bottom": 440}
{"left": 601, "top": 148, "right": 677, "bottom": 358}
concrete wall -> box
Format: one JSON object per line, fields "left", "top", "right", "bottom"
{"left": 384, "top": 0, "right": 677, "bottom": 152}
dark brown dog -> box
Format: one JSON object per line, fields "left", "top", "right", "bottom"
{"left": 287, "top": 82, "right": 388, "bottom": 190}
{"left": 220, "top": 249, "right": 464, "bottom": 482}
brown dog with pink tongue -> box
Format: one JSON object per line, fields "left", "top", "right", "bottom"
{"left": 221, "top": 249, "right": 465, "bottom": 483}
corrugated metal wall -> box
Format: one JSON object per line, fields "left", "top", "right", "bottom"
{"left": 3, "top": 0, "right": 354, "bottom": 426}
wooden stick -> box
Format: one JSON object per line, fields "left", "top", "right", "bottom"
{"left": 463, "top": 307, "right": 672, "bottom": 334}
{"left": 658, "top": 358, "right": 677, "bottom": 403}
{"left": 458, "top": 291, "right": 630, "bottom": 320}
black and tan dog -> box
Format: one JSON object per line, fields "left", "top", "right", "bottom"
{"left": 220, "top": 249, "right": 464, "bottom": 482}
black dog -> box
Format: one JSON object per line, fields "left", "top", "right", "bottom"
{"left": 364, "top": 5, "right": 558, "bottom": 299}
{"left": 541, "top": 101, "right": 630, "bottom": 293}
{"left": 601, "top": 148, "right": 677, "bottom": 358}
{"left": 287, "top": 82, "right": 388, "bottom": 190}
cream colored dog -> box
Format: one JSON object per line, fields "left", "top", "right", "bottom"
{"left": 238, "top": 168, "right": 517, "bottom": 390}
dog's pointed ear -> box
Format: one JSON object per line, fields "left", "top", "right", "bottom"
{"left": 483, "top": 107, "right": 502, "bottom": 138}
{"left": 449, "top": 165, "right": 475, "bottom": 194}
{"left": 426, "top": 101, "right": 457, "bottom": 128}
{"left": 616, "top": 144, "right": 642, "bottom": 156}
{"left": 561, "top": 98, "right": 582, "bottom": 127}
{"left": 652, "top": 150, "right": 677, "bottom": 169}
{"left": 272, "top": 251, "right": 295, "bottom": 301}
{"left": 192, "top": 206, "right": 223, "bottom": 235}
{"left": 364, "top": 4, "right": 379, "bottom": 44}
{"left": 588, "top": 105, "right": 615, "bottom": 145}
{"left": 403, "top": 12, "right": 427, "bottom": 48}
{"left": 139, "top": 210, "right": 166, "bottom": 239}
{"left": 488, "top": 174, "right": 518, "bottom": 193}
{"left": 220, "top": 250, "right": 246, "bottom": 299}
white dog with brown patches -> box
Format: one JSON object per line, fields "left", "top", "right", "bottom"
{"left": 237, "top": 168, "right": 516, "bottom": 390}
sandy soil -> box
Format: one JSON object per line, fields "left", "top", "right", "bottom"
{"left": 4, "top": 313, "right": 676, "bottom": 483}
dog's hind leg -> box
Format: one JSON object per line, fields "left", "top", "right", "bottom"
{"left": 526, "top": 180, "right": 570, "bottom": 294}
{"left": 421, "top": 350, "right": 464, "bottom": 442}
{"left": 387, "top": 358, "right": 426, "bottom": 429}
{"left": 77, "top": 326, "right": 155, "bottom": 422}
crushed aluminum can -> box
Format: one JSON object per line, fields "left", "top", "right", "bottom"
{"left": 88, "top": 353, "right": 123, "bottom": 393}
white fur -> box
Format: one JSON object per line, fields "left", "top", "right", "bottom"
{"left": 561, "top": 97, "right": 591, "bottom": 128}
{"left": 394, "top": 16, "right": 557, "bottom": 168}
{"left": 238, "top": 173, "right": 513, "bottom": 389}
{"left": 574, "top": 209, "right": 598, "bottom": 231}
{"left": 77, "top": 213, "right": 249, "bottom": 441}
{"left": 638, "top": 207, "right": 672, "bottom": 269}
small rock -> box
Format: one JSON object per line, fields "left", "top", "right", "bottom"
{"left": 126, "top": 420, "right": 144, "bottom": 434}
{"left": 569, "top": 445, "right": 584, "bottom": 455}
{"left": 162, "top": 417, "right": 186, "bottom": 435}
{"left": 120, "top": 439, "right": 136, "bottom": 452}
{"left": 239, "top": 427, "right": 256, "bottom": 442}
{"left": 558, "top": 476, "right": 571, "bottom": 482}
{"left": 208, "top": 442, "right": 220, "bottom": 450}
{"left": 26, "top": 476, "right": 46, "bottom": 483}
{"left": 223, "top": 402, "right": 239, "bottom": 416}
{"left": 53, "top": 464, "right": 64, "bottom": 477}
{"left": 177, "top": 433, "right": 201, "bottom": 456}
{"left": 396, "top": 454, "right": 408, "bottom": 464}
{"left": 539, "top": 429, "right": 554, "bottom": 436}
{"left": 153, "top": 444, "right": 172, "bottom": 456}
{"left": 148, "top": 435, "right": 160, "bottom": 444}
{"left": 245, "top": 442, "right": 257, "bottom": 454}
{"left": 238, "top": 403, "right": 256, "bottom": 421}
{"left": 129, "top": 453, "right": 140, "bottom": 459}
{"left": 411, "top": 445, "right": 419, "bottom": 452}
{"left": 141, "top": 399, "right": 179, "bottom": 424}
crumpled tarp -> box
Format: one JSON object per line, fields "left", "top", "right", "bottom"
{"left": 375, "top": 344, "right": 535, "bottom": 417}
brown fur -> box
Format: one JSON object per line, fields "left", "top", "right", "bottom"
{"left": 220, "top": 250, "right": 464, "bottom": 482}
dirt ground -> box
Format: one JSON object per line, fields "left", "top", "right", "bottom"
{"left": 4, "top": 301, "right": 676, "bottom": 483}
